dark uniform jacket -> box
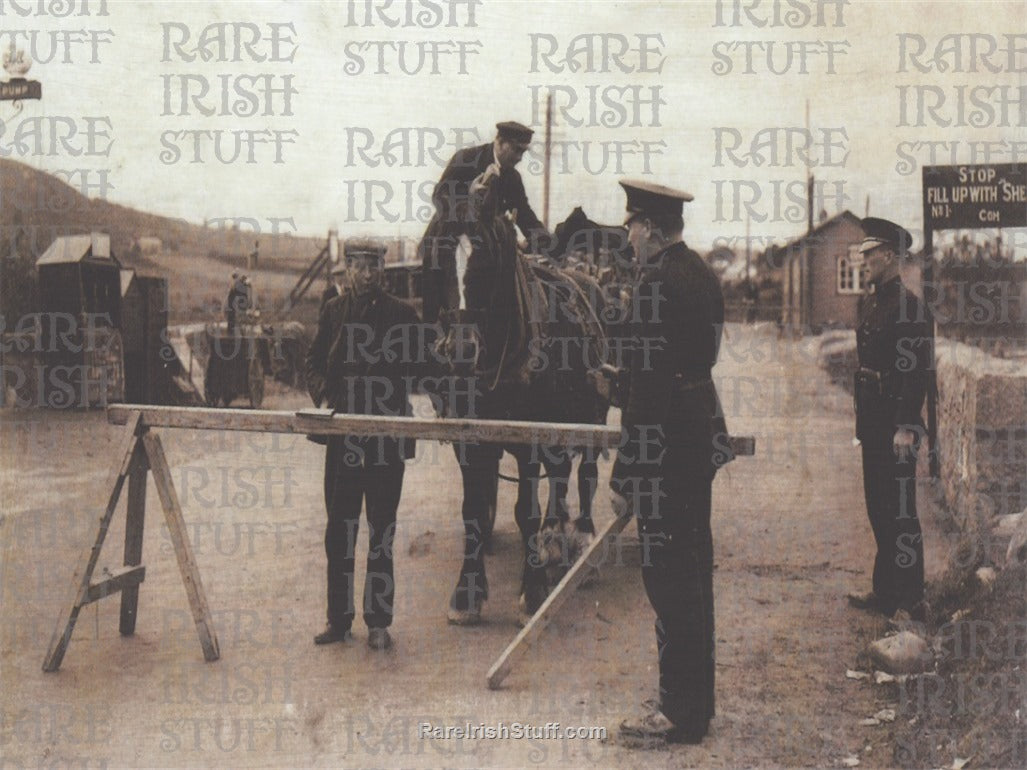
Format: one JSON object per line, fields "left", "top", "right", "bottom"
{"left": 304, "top": 288, "right": 421, "bottom": 462}
{"left": 855, "top": 275, "right": 931, "bottom": 445}
{"left": 319, "top": 282, "right": 340, "bottom": 311}
{"left": 418, "top": 142, "right": 548, "bottom": 322}
{"left": 611, "top": 241, "right": 728, "bottom": 488}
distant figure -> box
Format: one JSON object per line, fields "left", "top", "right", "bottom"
{"left": 225, "top": 273, "right": 253, "bottom": 333}
{"left": 320, "top": 262, "right": 344, "bottom": 311}
{"left": 745, "top": 280, "right": 759, "bottom": 323}
{"left": 248, "top": 240, "right": 260, "bottom": 271}
{"left": 241, "top": 275, "right": 253, "bottom": 314}
{"left": 226, "top": 272, "right": 243, "bottom": 333}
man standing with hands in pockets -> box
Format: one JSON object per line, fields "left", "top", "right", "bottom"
{"left": 305, "top": 238, "right": 422, "bottom": 651}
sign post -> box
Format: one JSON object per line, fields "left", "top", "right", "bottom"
{"left": 0, "top": 42, "right": 42, "bottom": 108}
{"left": 921, "top": 163, "right": 1027, "bottom": 479}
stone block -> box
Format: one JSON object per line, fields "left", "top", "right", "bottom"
{"left": 868, "top": 631, "right": 930, "bottom": 675}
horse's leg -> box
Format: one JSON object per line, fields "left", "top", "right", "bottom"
{"left": 539, "top": 445, "right": 571, "bottom": 557}
{"left": 568, "top": 447, "right": 600, "bottom": 587}
{"left": 576, "top": 446, "right": 598, "bottom": 536}
{"left": 539, "top": 447, "right": 584, "bottom": 581}
{"left": 447, "top": 441, "right": 497, "bottom": 625}
{"left": 508, "top": 444, "right": 549, "bottom": 621}
{"left": 543, "top": 446, "right": 572, "bottom": 531}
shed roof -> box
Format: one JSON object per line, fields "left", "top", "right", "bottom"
{"left": 36, "top": 234, "right": 118, "bottom": 267}
{"left": 120, "top": 269, "right": 136, "bottom": 297}
{"left": 771, "top": 211, "right": 863, "bottom": 264}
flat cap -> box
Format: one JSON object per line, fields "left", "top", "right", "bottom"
{"left": 619, "top": 178, "right": 694, "bottom": 224}
{"left": 496, "top": 121, "right": 533, "bottom": 146}
{"left": 343, "top": 237, "right": 387, "bottom": 262}
{"left": 859, "top": 217, "right": 913, "bottom": 254}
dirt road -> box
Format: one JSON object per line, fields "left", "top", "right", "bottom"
{"left": 0, "top": 323, "right": 949, "bottom": 768}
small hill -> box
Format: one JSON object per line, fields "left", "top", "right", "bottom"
{"left": 0, "top": 158, "right": 329, "bottom": 324}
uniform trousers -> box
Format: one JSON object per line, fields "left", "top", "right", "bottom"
{"left": 323, "top": 437, "right": 405, "bottom": 631}
{"left": 637, "top": 441, "right": 715, "bottom": 730}
{"left": 861, "top": 443, "right": 924, "bottom": 613}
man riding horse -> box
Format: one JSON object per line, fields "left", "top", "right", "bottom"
{"left": 418, "top": 121, "right": 552, "bottom": 325}
{"left": 420, "top": 121, "right": 610, "bottom": 624}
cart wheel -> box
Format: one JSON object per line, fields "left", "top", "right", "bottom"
{"left": 248, "top": 355, "right": 265, "bottom": 408}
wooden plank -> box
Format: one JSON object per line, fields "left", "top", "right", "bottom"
{"left": 119, "top": 443, "right": 148, "bottom": 636}
{"left": 486, "top": 507, "right": 634, "bottom": 690}
{"left": 109, "top": 405, "right": 622, "bottom": 448}
{"left": 107, "top": 405, "right": 756, "bottom": 456}
{"left": 85, "top": 566, "right": 146, "bottom": 604}
{"left": 43, "top": 411, "right": 142, "bottom": 672}
{"left": 141, "top": 431, "right": 221, "bottom": 663}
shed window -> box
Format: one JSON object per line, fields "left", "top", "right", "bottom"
{"left": 837, "top": 246, "right": 866, "bottom": 294}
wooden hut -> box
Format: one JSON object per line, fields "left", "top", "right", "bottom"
{"left": 35, "top": 234, "right": 124, "bottom": 406}
{"left": 120, "top": 269, "right": 170, "bottom": 404}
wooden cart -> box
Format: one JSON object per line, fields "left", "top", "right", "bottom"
{"left": 202, "top": 325, "right": 271, "bottom": 408}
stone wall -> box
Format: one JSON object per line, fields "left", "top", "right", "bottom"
{"left": 816, "top": 333, "right": 1027, "bottom": 535}
{"left": 935, "top": 338, "right": 1027, "bottom": 532}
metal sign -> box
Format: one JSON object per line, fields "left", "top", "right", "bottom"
{"left": 922, "top": 164, "right": 1027, "bottom": 230}
{"left": 0, "top": 78, "right": 40, "bottom": 101}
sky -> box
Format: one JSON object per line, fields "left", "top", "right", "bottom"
{"left": 4, "top": 0, "right": 1026, "bottom": 253}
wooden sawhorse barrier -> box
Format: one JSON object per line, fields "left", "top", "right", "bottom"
{"left": 42, "top": 410, "right": 220, "bottom": 671}
{"left": 43, "top": 405, "right": 753, "bottom": 687}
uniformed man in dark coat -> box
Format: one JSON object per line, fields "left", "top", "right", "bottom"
{"left": 417, "top": 120, "right": 551, "bottom": 322}
{"left": 304, "top": 238, "right": 422, "bottom": 651}
{"left": 847, "top": 217, "right": 930, "bottom": 621}
{"left": 610, "top": 180, "right": 729, "bottom": 746}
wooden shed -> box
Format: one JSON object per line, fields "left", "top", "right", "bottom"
{"left": 36, "top": 234, "right": 124, "bottom": 406}
{"left": 777, "top": 211, "right": 866, "bottom": 332}
{"left": 120, "top": 269, "right": 170, "bottom": 404}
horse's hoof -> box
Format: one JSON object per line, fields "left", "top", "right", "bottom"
{"left": 538, "top": 527, "right": 565, "bottom": 567}
{"left": 516, "top": 594, "right": 534, "bottom": 628}
{"left": 577, "top": 564, "right": 600, "bottom": 590}
{"left": 568, "top": 528, "right": 594, "bottom": 564}
{"left": 447, "top": 606, "right": 483, "bottom": 626}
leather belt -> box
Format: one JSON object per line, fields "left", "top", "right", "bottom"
{"left": 856, "top": 367, "right": 885, "bottom": 379}
{"left": 672, "top": 374, "right": 713, "bottom": 393}
{"left": 855, "top": 367, "right": 890, "bottom": 396}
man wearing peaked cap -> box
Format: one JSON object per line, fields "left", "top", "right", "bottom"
{"left": 304, "top": 235, "right": 423, "bottom": 652}
{"left": 847, "top": 216, "right": 931, "bottom": 623}
{"left": 343, "top": 237, "right": 388, "bottom": 261}
{"left": 620, "top": 178, "right": 695, "bottom": 223}
{"left": 610, "top": 178, "right": 729, "bottom": 746}
{"left": 321, "top": 238, "right": 388, "bottom": 309}
{"left": 858, "top": 216, "right": 913, "bottom": 257}
{"left": 416, "top": 120, "right": 552, "bottom": 322}
{"left": 495, "top": 120, "right": 534, "bottom": 146}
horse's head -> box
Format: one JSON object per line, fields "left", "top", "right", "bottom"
{"left": 552, "top": 207, "right": 634, "bottom": 270}
{"left": 434, "top": 308, "right": 484, "bottom": 376}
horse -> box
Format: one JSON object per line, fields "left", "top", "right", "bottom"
{"left": 541, "top": 208, "right": 636, "bottom": 549}
{"left": 430, "top": 191, "right": 613, "bottom": 625}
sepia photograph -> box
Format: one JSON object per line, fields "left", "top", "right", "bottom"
{"left": 1, "top": 1, "right": 1025, "bottom": 767}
